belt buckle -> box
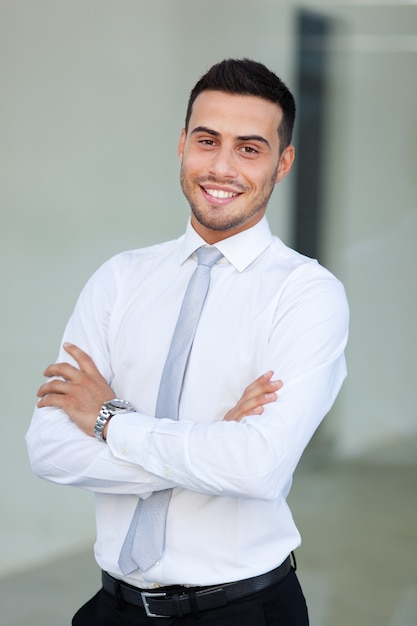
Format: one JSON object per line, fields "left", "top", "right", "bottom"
{"left": 140, "top": 591, "right": 170, "bottom": 618}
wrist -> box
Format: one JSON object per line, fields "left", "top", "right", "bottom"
{"left": 94, "top": 399, "right": 134, "bottom": 443}
{"left": 102, "top": 420, "right": 110, "bottom": 441}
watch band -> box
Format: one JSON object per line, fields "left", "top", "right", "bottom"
{"left": 94, "top": 399, "right": 134, "bottom": 443}
{"left": 94, "top": 405, "right": 114, "bottom": 442}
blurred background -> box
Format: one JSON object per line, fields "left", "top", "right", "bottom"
{"left": 0, "top": 0, "right": 416, "bottom": 624}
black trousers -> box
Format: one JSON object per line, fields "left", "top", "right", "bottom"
{"left": 72, "top": 568, "right": 309, "bottom": 626}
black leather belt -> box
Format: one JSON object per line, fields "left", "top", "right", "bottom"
{"left": 102, "top": 557, "right": 291, "bottom": 618}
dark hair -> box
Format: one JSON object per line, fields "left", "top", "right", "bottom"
{"left": 185, "top": 58, "right": 296, "bottom": 152}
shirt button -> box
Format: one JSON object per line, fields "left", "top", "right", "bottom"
{"left": 120, "top": 447, "right": 126, "bottom": 455}
{"left": 163, "top": 468, "right": 170, "bottom": 477}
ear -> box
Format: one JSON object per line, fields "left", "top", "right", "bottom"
{"left": 275, "top": 145, "right": 295, "bottom": 183}
{"left": 177, "top": 129, "right": 186, "bottom": 161}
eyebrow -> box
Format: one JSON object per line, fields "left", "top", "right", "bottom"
{"left": 190, "top": 126, "right": 271, "bottom": 149}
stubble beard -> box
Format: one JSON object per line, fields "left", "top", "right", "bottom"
{"left": 180, "top": 168, "right": 279, "bottom": 233}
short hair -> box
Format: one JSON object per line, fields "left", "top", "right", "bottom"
{"left": 185, "top": 58, "right": 296, "bottom": 152}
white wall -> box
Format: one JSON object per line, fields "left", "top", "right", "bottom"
{"left": 1, "top": 0, "right": 415, "bottom": 577}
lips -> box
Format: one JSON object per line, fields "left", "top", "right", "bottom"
{"left": 200, "top": 184, "right": 242, "bottom": 204}
{"left": 204, "top": 188, "right": 238, "bottom": 199}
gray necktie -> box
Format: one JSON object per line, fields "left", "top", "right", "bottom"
{"left": 118, "top": 246, "right": 223, "bottom": 574}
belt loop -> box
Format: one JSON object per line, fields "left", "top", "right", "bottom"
{"left": 172, "top": 593, "right": 184, "bottom": 617}
{"left": 114, "top": 579, "right": 126, "bottom": 612}
{"left": 290, "top": 551, "right": 297, "bottom": 571}
{"left": 188, "top": 590, "right": 201, "bottom": 619}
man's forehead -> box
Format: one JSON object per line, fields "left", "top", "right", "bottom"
{"left": 189, "top": 90, "right": 282, "bottom": 136}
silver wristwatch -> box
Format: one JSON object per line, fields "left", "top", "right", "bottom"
{"left": 94, "top": 399, "right": 134, "bottom": 442}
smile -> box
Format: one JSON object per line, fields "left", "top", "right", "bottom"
{"left": 204, "top": 188, "right": 239, "bottom": 199}
{"left": 205, "top": 189, "right": 238, "bottom": 198}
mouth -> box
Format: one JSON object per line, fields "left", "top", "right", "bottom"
{"left": 200, "top": 185, "right": 242, "bottom": 204}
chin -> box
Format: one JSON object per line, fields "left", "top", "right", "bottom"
{"left": 193, "top": 213, "right": 238, "bottom": 233}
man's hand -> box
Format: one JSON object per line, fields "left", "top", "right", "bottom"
{"left": 37, "top": 343, "right": 115, "bottom": 437}
{"left": 37, "top": 343, "right": 281, "bottom": 435}
{"left": 223, "top": 371, "right": 282, "bottom": 422}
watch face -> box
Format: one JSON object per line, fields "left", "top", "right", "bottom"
{"left": 107, "top": 399, "right": 132, "bottom": 411}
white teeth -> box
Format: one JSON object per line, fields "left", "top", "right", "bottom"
{"left": 205, "top": 188, "right": 237, "bottom": 199}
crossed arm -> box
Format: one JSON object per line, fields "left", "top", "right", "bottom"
{"left": 30, "top": 257, "right": 348, "bottom": 500}
{"left": 36, "top": 342, "right": 282, "bottom": 437}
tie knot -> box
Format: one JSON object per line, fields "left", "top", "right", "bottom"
{"left": 196, "top": 246, "right": 223, "bottom": 268}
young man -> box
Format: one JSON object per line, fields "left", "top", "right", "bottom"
{"left": 26, "top": 59, "right": 349, "bottom": 625}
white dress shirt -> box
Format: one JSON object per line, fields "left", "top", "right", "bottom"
{"left": 26, "top": 217, "right": 349, "bottom": 589}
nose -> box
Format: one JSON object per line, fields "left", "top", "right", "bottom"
{"left": 208, "top": 145, "right": 238, "bottom": 180}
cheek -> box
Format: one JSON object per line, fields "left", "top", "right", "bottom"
{"left": 181, "top": 154, "right": 207, "bottom": 182}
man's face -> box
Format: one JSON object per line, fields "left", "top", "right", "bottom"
{"left": 178, "top": 90, "right": 294, "bottom": 244}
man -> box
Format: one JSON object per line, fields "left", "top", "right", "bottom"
{"left": 26, "top": 59, "right": 349, "bottom": 625}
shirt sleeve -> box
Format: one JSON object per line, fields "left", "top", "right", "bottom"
{"left": 25, "top": 255, "right": 175, "bottom": 496}
{"left": 107, "top": 263, "right": 350, "bottom": 500}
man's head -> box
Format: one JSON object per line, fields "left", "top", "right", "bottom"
{"left": 179, "top": 59, "right": 296, "bottom": 244}
{"left": 185, "top": 58, "right": 296, "bottom": 155}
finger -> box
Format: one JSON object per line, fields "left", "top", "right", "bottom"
{"left": 63, "top": 342, "right": 101, "bottom": 375}
{"left": 244, "top": 371, "right": 274, "bottom": 392}
{"left": 229, "top": 378, "right": 282, "bottom": 420}
{"left": 245, "top": 371, "right": 282, "bottom": 392}
{"left": 239, "top": 391, "right": 278, "bottom": 414}
{"left": 241, "top": 376, "right": 282, "bottom": 403}
{"left": 43, "top": 362, "right": 81, "bottom": 381}
{"left": 37, "top": 392, "right": 67, "bottom": 410}
{"left": 37, "top": 378, "right": 72, "bottom": 398}
{"left": 225, "top": 389, "right": 279, "bottom": 422}
{"left": 226, "top": 401, "right": 267, "bottom": 422}
{"left": 265, "top": 379, "right": 283, "bottom": 392}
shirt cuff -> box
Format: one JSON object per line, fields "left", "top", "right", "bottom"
{"left": 106, "top": 411, "right": 154, "bottom": 465}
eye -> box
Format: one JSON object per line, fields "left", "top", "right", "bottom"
{"left": 198, "top": 138, "right": 216, "bottom": 146}
{"left": 240, "top": 145, "right": 259, "bottom": 156}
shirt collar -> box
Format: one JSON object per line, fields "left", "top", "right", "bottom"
{"left": 180, "top": 217, "right": 273, "bottom": 272}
